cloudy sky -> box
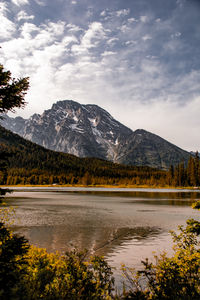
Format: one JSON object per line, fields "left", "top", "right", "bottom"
{"left": 1, "top": 0, "right": 200, "bottom": 151}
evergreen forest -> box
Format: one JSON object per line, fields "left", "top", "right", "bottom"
{"left": 0, "top": 125, "right": 200, "bottom": 187}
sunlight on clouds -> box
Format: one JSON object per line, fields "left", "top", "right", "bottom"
{"left": 66, "top": 24, "right": 83, "bottom": 33}
{"left": 71, "top": 22, "right": 106, "bottom": 55}
{"left": 107, "top": 37, "right": 119, "bottom": 45}
{"left": 46, "top": 21, "right": 66, "bottom": 36}
{"left": 100, "top": 8, "right": 130, "bottom": 19}
{"left": 101, "top": 51, "right": 117, "bottom": 57}
{"left": 0, "top": 2, "right": 16, "bottom": 39}
{"left": 12, "top": 0, "right": 29, "bottom": 6}
{"left": 1, "top": 19, "right": 71, "bottom": 79}
{"left": 125, "top": 40, "right": 137, "bottom": 46}
{"left": 1, "top": 0, "right": 200, "bottom": 150}
{"left": 17, "top": 10, "right": 34, "bottom": 21}
{"left": 100, "top": 10, "right": 106, "bottom": 17}
{"left": 62, "top": 35, "right": 78, "bottom": 46}
{"left": 34, "top": 0, "right": 46, "bottom": 6}
{"left": 142, "top": 35, "right": 152, "bottom": 41}
{"left": 20, "top": 22, "right": 38, "bottom": 39}
{"left": 82, "top": 22, "right": 106, "bottom": 46}
{"left": 116, "top": 9, "right": 130, "bottom": 17}
{"left": 119, "top": 24, "right": 130, "bottom": 33}
{"left": 128, "top": 18, "right": 137, "bottom": 23}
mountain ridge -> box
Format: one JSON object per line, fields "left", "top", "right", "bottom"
{"left": 1, "top": 99, "right": 191, "bottom": 169}
{"left": 0, "top": 125, "right": 164, "bottom": 186}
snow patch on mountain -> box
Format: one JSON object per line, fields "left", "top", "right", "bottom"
{"left": 88, "top": 118, "right": 98, "bottom": 127}
{"left": 69, "top": 124, "right": 84, "bottom": 133}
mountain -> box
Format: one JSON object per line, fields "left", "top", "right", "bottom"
{"left": 0, "top": 125, "right": 164, "bottom": 186}
{"left": 1, "top": 100, "right": 191, "bottom": 169}
{"left": 2, "top": 100, "right": 132, "bottom": 161}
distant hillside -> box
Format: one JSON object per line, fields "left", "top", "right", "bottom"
{"left": 1, "top": 100, "right": 191, "bottom": 169}
{"left": 0, "top": 125, "right": 165, "bottom": 185}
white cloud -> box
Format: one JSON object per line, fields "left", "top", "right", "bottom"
{"left": 71, "top": 0, "right": 77, "bottom": 4}
{"left": 171, "top": 32, "right": 181, "bottom": 38}
{"left": 34, "top": 0, "right": 46, "bottom": 6}
{"left": 100, "top": 10, "right": 106, "bottom": 17}
{"left": 20, "top": 22, "right": 38, "bottom": 39}
{"left": 116, "top": 9, "right": 130, "bottom": 17}
{"left": 142, "top": 35, "right": 152, "bottom": 41}
{"left": 17, "top": 10, "right": 34, "bottom": 21}
{"left": 0, "top": 2, "right": 16, "bottom": 39}
{"left": 71, "top": 22, "right": 106, "bottom": 55}
{"left": 155, "top": 18, "right": 161, "bottom": 23}
{"left": 128, "top": 17, "right": 137, "bottom": 23}
{"left": 66, "top": 24, "right": 82, "bottom": 32}
{"left": 125, "top": 40, "right": 137, "bottom": 46}
{"left": 46, "top": 21, "right": 66, "bottom": 36}
{"left": 1, "top": 19, "right": 73, "bottom": 76}
{"left": 12, "top": 0, "right": 29, "bottom": 6}
{"left": 101, "top": 51, "right": 116, "bottom": 56}
{"left": 100, "top": 8, "right": 130, "bottom": 20}
{"left": 0, "top": 2, "right": 9, "bottom": 12}
{"left": 119, "top": 24, "right": 129, "bottom": 33}
{"left": 107, "top": 37, "right": 119, "bottom": 45}
{"left": 82, "top": 21, "right": 106, "bottom": 44}
{"left": 62, "top": 35, "right": 78, "bottom": 46}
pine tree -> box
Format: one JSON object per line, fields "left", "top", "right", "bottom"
{"left": 0, "top": 64, "right": 29, "bottom": 195}
{"left": 0, "top": 64, "right": 29, "bottom": 115}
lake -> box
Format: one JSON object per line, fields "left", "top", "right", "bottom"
{"left": 3, "top": 187, "right": 200, "bottom": 286}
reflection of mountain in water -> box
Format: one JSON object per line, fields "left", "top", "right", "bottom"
{"left": 14, "top": 225, "right": 161, "bottom": 258}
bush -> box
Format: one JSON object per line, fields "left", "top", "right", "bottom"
{"left": 23, "top": 247, "right": 114, "bottom": 300}
{"left": 0, "top": 222, "right": 29, "bottom": 300}
{"left": 121, "top": 220, "right": 200, "bottom": 300}
{"left": 0, "top": 221, "right": 114, "bottom": 300}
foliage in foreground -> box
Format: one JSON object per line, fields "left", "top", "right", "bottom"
{"left": 0, "top": 218, "right": 200, "bottom": 300}
{"left": 121, "top": 219, "right": 200, "bottom": 300}
{"left": 0, "top": 221, "right": 114, "bottom": 300}
{"left": 192, "top": 200, "right": 200, "bottom": 210}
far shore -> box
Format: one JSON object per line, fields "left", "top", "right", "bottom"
{"left": 0, "top": 184, "right": 199, "bottom": 190}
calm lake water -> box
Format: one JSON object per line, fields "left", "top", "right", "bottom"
{"left": 3, "top": 187, "right": 200, "bottom": 285}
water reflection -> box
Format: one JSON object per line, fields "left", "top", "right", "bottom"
{"left": 60, "top": 190, "right": 200, "bottom": 198}
{"left": 13, "top": 225, "right": 161, "bottom": 257}
{"left": 3, "top": 188, "right": 200, "bottom": 278}
{"left": 35, "top": 190, "right": 200, "bottom": 201}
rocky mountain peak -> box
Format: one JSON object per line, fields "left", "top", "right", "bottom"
{"left": 1, "top": 100, "right": 191, "bottom": 169}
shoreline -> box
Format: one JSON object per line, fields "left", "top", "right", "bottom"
{"left": 0, "top": 184, "right": 199, "bottom": 190}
